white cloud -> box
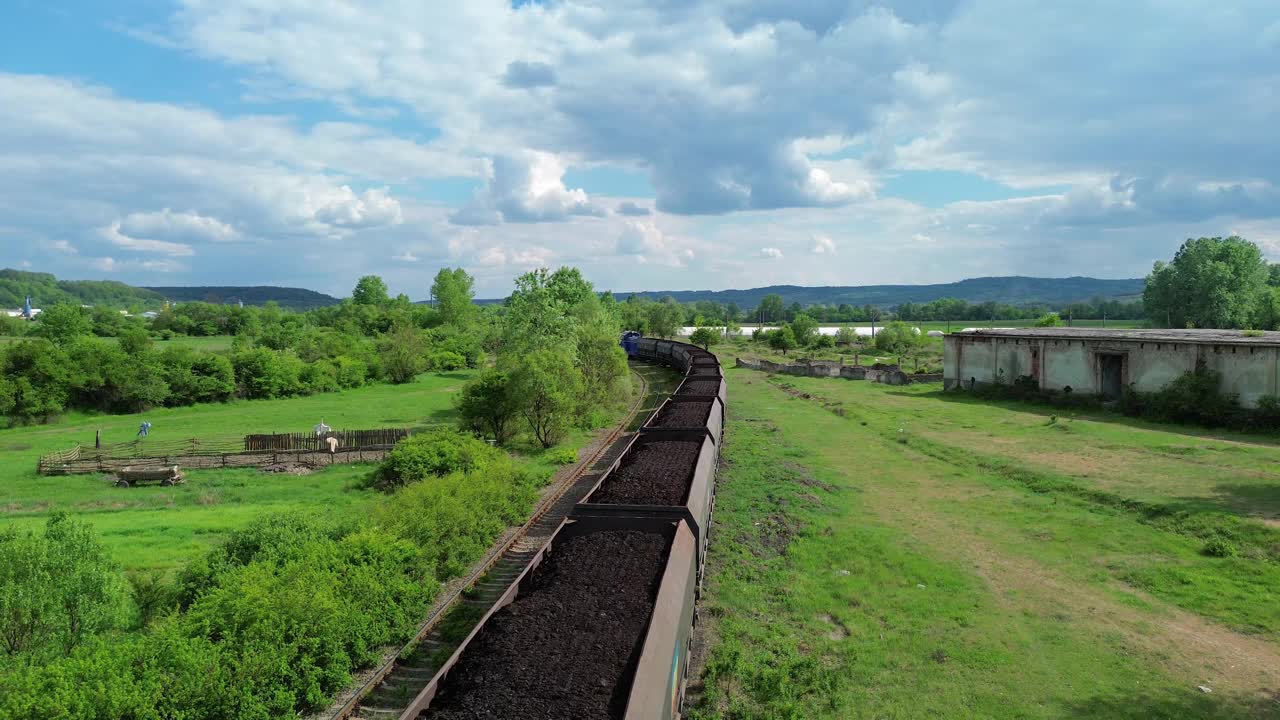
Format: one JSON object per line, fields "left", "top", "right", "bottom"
{"left": 100, "top": 222, "right": 197, "bottom": 257}
{"left": 616, "top": 220, "right": 693, "bottom": 267}
{"left": 810, "top": 233, "right": 836, "bottom": 254}
{"left": 393, "top": 251, "right": 419, "bottom": 262}
{"left": 759, "top": 247, "right": 784, "bottom": 259}
{"left": 452, "top": 151, "right": 602, "bottom": 225}
{"left": 119, "top": 209, "right": 239, "bottom": 243}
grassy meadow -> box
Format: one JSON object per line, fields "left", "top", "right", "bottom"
{"left": 0, "top": 334, "right": 236, "bottom": 351}
{"left": 691, "top": 368, "right": 1280, "bottom": 719}
{"left": 0, "top": 371, "right": 475, "bottom": 571}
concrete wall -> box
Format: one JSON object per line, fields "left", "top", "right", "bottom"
{"left": 736, "top": 358, "right": 935, "bottom": 385}
{"left": 944, "top": 335, "right": 1280, "bottom": 406}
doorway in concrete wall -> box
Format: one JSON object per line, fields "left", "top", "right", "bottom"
{"left": 1099, "top": 354, "right": 1125, "bottom": 399}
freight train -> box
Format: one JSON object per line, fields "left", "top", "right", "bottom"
{"left": 405, "top": 338, "right": 724, "bottom": 720}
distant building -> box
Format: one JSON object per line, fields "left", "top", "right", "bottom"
{"left": 5, "top": 297, "right": 41, "bottom": 319}
{"left": 944, "top": 328, "right": 1280, "bottom": 407}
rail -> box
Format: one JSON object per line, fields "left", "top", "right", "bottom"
{"left": 326, "top": 366, "right": 653, "bottom": 720}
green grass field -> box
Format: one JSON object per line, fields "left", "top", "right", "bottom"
{"left": 0, "top": 334, "right": 236, "bottom": 351}
{"left": 691, "top": 369, "right": 1280, "bottom": 719}
{"left": 0, "top": 371, "right": 475, "bottom": 571}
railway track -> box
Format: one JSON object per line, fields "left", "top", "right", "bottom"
{"left": 329, "top": 362, "right": 668, "bottom": 720}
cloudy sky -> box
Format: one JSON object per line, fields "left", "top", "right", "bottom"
{"left": 2, "top": 1, "right": 1278, "bottom": 299}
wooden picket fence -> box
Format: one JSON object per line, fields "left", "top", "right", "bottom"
{"left": 243, "top": 428, "right": 408, "bottom": 452}
{"left": 37, "top": 428, "right": 411, "bottom": 476}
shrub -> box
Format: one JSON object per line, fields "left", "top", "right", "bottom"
{"left": 333, "top": 356, "right": 368, "bottom": 389}
{"left": 809, "top": 334, "right": 836, "bottom": 349}
{"left": 427, "top": 350, "right": 467, "bottom": 372}
{"left": 690, "top": 327, "right": 718, "bottom": 350}
{"left": 456, "top": 369, "right": 518, "bottom": 444}
{"left": 300, "top": 360, "right": 340, "bottom": 394}
{"left": 1202, "top": 536, "right": 1238, "bottom": 558}
{"left": 158, "top": 347, "right": 235, "bottom": 406}
{"left": 375, "top": 459, "right": 540, "bottom": 580}
{"left": 550, "top": 447, "right": 578, "bottom": 465}
{"left": 0, "top": 513, "right": 127, "bottom": 657}
{"left": 509, "top": 348, "right": 582, "bottom": 448}
{"left": 372, "top": 430, "right": 501, "bottom": 491}
{"left": 232, "top": 347, "right": 304, "bottom": 399}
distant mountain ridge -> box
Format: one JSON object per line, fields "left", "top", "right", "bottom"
{"left": 143, "top": 286, "right": 341, "bottom": 310}
{"left": 609, "top": 276, "right": 1145, "bottom": 308}
{"left": 0, "top": 269, "right": 163, "bottom": 309}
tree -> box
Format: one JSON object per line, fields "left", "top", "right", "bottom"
{"left": 1, "top": 339, "right": 71, "bottom": 423}
{"left": 768, "top": 326, "right": 797, "bottom": 355}
{"left": 431, "top": 268, "right": 476, "bottom": 327}
{"left": 690, "top": 327, "right": 718, "bottom": 350}
{"left": 0, "top": 513, "right": 125, "bottom": 657}
{"left": 576, "top": 318, "right": 629, "bottom": 413}
{"left": 645, "top": 298, "right": 683, "bottom": 338}
{"left": 118, "top": 327, "right": 152, "bottom": 355}
{"left": 456, "top": 369, "right": 519, "bottom": 444}
{"left": 502, "top": 268, "right": 580, "bottom": 356}
{"left": 1144, "top": 236, "right": 1269, "bottom": 329}
{"left": 725, "top": 302, "right": 741, "bottom": 323}
{"left": 1034, "top": 312, "right": 1065, "bottom": 327}
{"left": 757, "top": 294, "right": 785, "bottom": 323}
{"left": 724, "top": 316, "right": 741, "bottom": 340}
{"left": 352, "top": 275, "right": 390, "bottom": 306}
{"left": 509, "top": 348, "right": 581, "bottom": 448}
{"left": 31, "top": 304, "right": 91, "bottom": 345}
{"left": 789, "top": 314, "right": 818, "bottom": 346}
{"left": 835, "top": 325, "right": 858, "bottom": 347}
{"left": 378, "top": 322, "right": 426, "bottom": 384}
{"left": 875, "top": 322, "right": 923, "bottom": 358}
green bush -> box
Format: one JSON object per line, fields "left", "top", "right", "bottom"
{"left": 375, "top": 459, "right": 540, "bottom": 580}
{"left": 1202, "top": 536, "right": 1238, "bottom": 558}
{"left": 372, "top": 429, "right": 501, "bottom": 491}
{"left": 300, "top": 360, "right": 340, "bottom": 394}
{"left": 231, "top": 347, "right": 304, "bottom": 399}
{"left": 456, "top": 369, "right": 519, "bottom": 444}
{"left": 333, "top": 355, "right": 368, "bottom": 389}
{"left": 550, "top": 446, "right": 578, "bottom": 465}
{"left": 427, "top": 350, "right": 467, "bottom": 372}
{"left": 0, "top": 513, "right": 127, "bottom": 658}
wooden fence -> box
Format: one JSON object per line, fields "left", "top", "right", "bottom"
{"left": 37, "top": 428, "right": 412, "bottom": 476}
{"left": 243, "top": 428, "right": 408, "bottom": 452}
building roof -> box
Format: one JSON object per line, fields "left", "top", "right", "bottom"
{"left": 952, "top": 327, "right": 1280, "bottom": 347}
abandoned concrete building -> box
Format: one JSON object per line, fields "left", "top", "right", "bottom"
{"left": 944, "top": 328, "right": 1280, "bottom": 407}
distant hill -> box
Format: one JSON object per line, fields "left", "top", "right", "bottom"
{"left": 143, "top": 286, "right": 341, "bottom": 310}
{"left": 612, "top": 276, "right": 1145, "bottom": 308}
{"left": 0, "top": 269, "right": 164, "bottom": 309}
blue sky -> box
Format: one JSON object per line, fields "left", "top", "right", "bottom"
{"left": 1, "top": 1, "right": 1278, "bottom": 298}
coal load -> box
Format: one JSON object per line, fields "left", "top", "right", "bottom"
{"left": 649, "top": 401, "right": 711, "bottom": 430}
{"left": 676, "top": 380, "right": 721, "bottom": 396}
{"left": 424, "top": 529, "right": 672, "bottom": 720}
{"left": 588, "top": 440, "right": 700, "bottom": 506}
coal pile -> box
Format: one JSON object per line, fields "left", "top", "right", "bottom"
{"left": 423, "top": 529, "right": 672, "bottom": 720}
{"left": 649, "top": 401, "right": 711, "bottom": 429}
{"left": 676, "top": 380, "right": 721, "bottom": 396}
{"left": 588, "top": 440, "right": 701, "bottom": 506}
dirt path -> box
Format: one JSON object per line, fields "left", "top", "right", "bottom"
{"left": 869, "top": 441, "right": 1280, "bottom": 703}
